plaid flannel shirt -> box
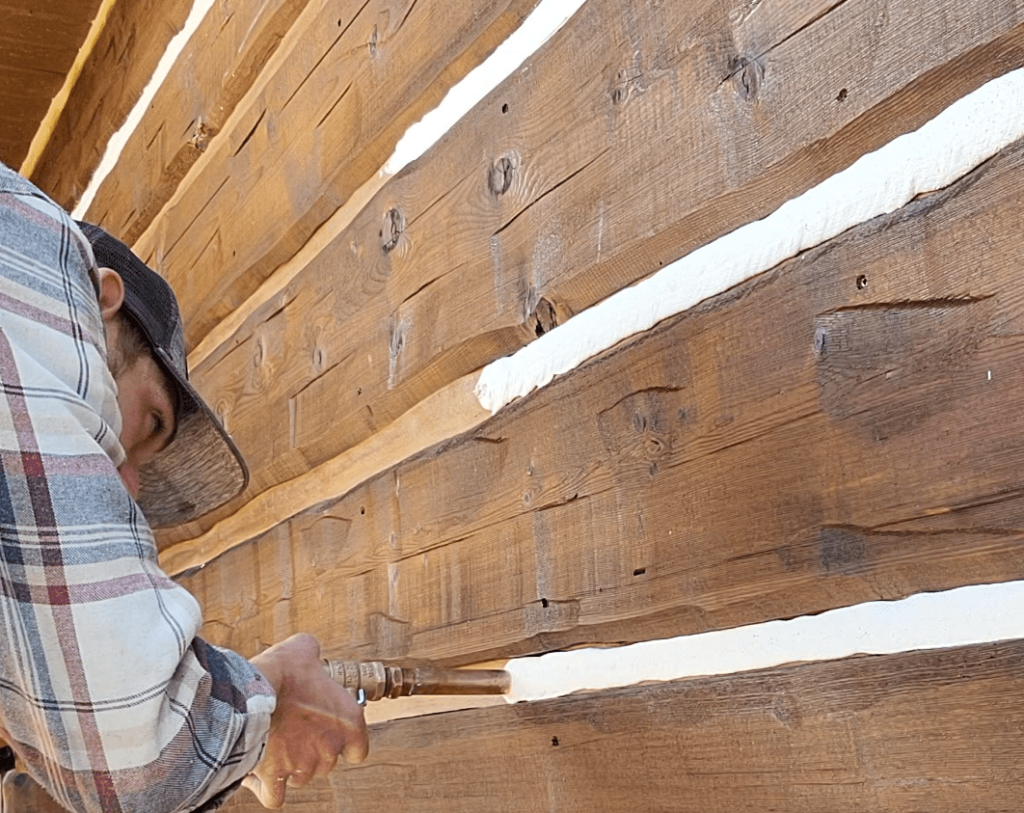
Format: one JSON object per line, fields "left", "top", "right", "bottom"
{"left": 0, "top": 163, "right": 275, "bottom": 813}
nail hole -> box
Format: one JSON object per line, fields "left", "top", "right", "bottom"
{"left": 856, "top": 274, "right": 868, "bottom": 290}
{"left": 837, "top": 88, "right": 848, "bottom": 102}
{"left": 360, "top": 507, "right": 365, "bottom": 515}
{"left": 541, "top": 598, "right": 549, "bottom": 608}
{"left": 551, "top": 736, "right": 560, "bottom": 746}
{"left": 633, "top": 568, "right": 646, "bottom": 576}
{"left": 501, "top": 103, "right": 509, "bottom": 114}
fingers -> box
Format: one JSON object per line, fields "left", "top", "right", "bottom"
{"left": 243, "top": 773, "right": 287, "bottom": 810}
{"left": 341, "top": 734, "right": 369, "bottom": 764}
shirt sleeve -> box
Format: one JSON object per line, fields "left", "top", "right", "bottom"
{"left": 0, "top": 162, "right": 275, "bottom": 813}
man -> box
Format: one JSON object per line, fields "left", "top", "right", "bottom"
{"left": 0, "top": 162, "right": 367, "bottom": 812}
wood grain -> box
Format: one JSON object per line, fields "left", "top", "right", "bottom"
{"left": 0, "top": 0, "right": 103, "bottom": 168}
{"left": 80, "top": 0, "right": 312, "bottom": 244}
{"left": 182, "top": 134, "right": 1024, "bottom": 665}
{"left": 161, "top": 0, "right": 1024, "bottom": 549}
{"left": 222, "top": 641, "right": 1024, "bottom": 812}
{"left": 130, "top": 0, "right": 543, "bottom": 349}
{"left": 159, "top": 373, "right": 490, "bottom": 576}
{"left": 27, "top": 0, "right": 194, "bottom": 207}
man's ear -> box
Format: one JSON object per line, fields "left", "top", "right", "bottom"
{"left": 96, "top": 267, "right": 125, "bottom": 322}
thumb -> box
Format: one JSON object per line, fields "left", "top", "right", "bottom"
{"left": 243, "top": 773, "right": 287, "bottom": 809}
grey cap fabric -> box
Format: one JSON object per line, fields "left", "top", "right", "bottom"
{"left": 77, "top": 222, "right": 249, "bottom": 527}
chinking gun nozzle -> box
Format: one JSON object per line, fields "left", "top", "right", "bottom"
{"left": 322, "top": 659, "right": 510, "bottom": 702}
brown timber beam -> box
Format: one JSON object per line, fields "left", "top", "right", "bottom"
{"left": 183, "top": 135, "right": 1024, "bottom": 664}
{"left": 160, "top": 0, "right": 1024, "bottom": 551}
{"left": 222, "top": 641, "right": 1024, "bottom": 812}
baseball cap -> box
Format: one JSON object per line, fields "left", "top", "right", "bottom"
{"left": 77, "top": 222, "right": 249, "bottom": 527}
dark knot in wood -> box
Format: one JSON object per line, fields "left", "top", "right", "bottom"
{"left": 381, "top": 208, "right": 404, "bottom": 254}
{"left": 188, "top": 121, "right": 214, "bottom": 153}
{"left": 527, "top": 297, "right": 559, "bottom": 337}
{"left": 489, "top": 156, "right": 515, "bottom": 196}
{"left": 733, "top": 56, "right": 764, "bottom": 102}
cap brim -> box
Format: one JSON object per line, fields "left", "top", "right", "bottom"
{"left": 137, "top": 348, "right": 249, "bottom": 528}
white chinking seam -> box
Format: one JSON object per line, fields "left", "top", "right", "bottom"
{"left": 383, "top": 0, "right": 589, "bottom": 175}
{"left": 475, "top": 68, "right": 1024, "bottom": 414}
{"left": 72, "top": 0, "right": 589, "bottom": 221}
{"left": 72, "top": 0, "right": 218, "bottom": 220}
{"left": 496, "top": 69, "right": 1024, "bottom": 703}
{"left": 505, "top": 581, "right": 1024, "bottom": 702}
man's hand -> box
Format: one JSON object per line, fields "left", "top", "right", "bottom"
{"left": 245, "top": 634, "right": 369, "bottom": 808}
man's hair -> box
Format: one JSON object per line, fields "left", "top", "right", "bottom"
{"left": 106, "top": 313, "right": 149, "bottom": 380}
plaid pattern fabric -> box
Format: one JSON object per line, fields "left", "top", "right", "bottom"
{"left": 0, "top": 163, "right": 274, "bottom": 813}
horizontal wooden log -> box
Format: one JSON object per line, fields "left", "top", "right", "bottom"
{"left": 81, "top": 0, "right": 312, "bottom": 243}
{"left": 28, "top": 0, "right": 194, "bottom": 208}
{"left": 161, "top": 0, "right": 1024, "bottom": 548}
{"left": 160, "top": 373, "right": 490, "bottom": 576}
{"left": 182, "top": 135, "right": 1024, "bottom": 664}
{"left": 131, "top": 0, "right": 543, "bottom": 349}
{"left": 0, "top": 0, "right": 102, "bottom": 168}
{"left": 222, "top": 641, "right": 1024, "bottom": 812}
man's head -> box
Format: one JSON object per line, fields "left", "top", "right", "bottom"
{"left": 77, "top": 222, "right": 248, "bottom": 527}
{"left": 95, "top": 267, "right": 178, "bottom": 498}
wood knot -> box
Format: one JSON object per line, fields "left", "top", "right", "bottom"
{"left": 380, "top": 208, "right": 405, "bottom": 254}
{"left": 188, "top": 121, "right": 214, "bottom": 152}
{"left": 526, "top": 297, "right": 560, "bottom": 337}
{"left": 732, "top": 56, "right": 764, "bottom": 102}
{"left": 489, "top": 156, "right": 515, "bottom": 196}
{"left": 389, "top": 325, "right": 405, "bottom": 358}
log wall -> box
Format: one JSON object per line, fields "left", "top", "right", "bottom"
{"left": 30, "top": 0, "right": 1024, "bottom": 808}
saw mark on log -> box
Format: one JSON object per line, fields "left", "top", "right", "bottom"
{"left": 821, "top": 295, "right": 994, "bottom": 316}
{"left": 400, "top": 275, "right": 444, "bottom": 308}
{"left": 397, "top": 0, "right": 423, "bottom": 33}
{"left": 317, "top": 82, "right": 354, "bottom": 129}
{"left": 163, "top": 176, "right": 230, "bottom": 257}
{"left": 408, "top": 176, "right": 467, "bottom": 229}
{"left": 282, "top": 0, "right": 372, "bottom": 112}
{"left": 815, "top": 295, "right": 997, "bottom": 440}
{"left": 825, "top": 520, "right": 1024, "bottom": 538}
{"left": 218, "top": 10, "right": 235, "bottom": 35}
{"left": 233, "top": 110, "right": 266, "bottom": 157}
{"left": 290, "top": 354, "right": 350, "bottom": 400}
{"left": 263, "top": 292, "right": 299, "bottom": 323}
{"left": 493, "top": 149, "right": 610, "bottom": 238}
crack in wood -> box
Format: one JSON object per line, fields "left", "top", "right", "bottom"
{"left": 316, "top": 81, "right": 354, "bottom": 130}
{"left": 493, "top": 148, "right": 610, "bottom": 238}
{"left": 161, "top": 175, "right": 231, "bottom": 258}
{"left": 282, "top": 0, "right": 372, "bottom": 112}
{"left": 822, "top": 295, "right": 994, "bottom": 316}
{"left": 397, "top": 0, "right": 424, "bottom": 34}
{"left": 233, "top": 109, "right": 266, "bottom": 157}
{"left": 720, "top": 0, "right": 852, "bottom": 88}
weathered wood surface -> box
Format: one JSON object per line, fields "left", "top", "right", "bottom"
{"left": 0, "top": 0, "right": 103, "bottom": 168}
{"left": 131, "top": 0, "right": 544, "bottom": 349}
{"left": 159, "top": 0, "right": 1024, "bottom": 550}
{"left": 222, "top": 641, "right": 1024, "bottom": 812}
{"left": 159, "top": 373, "right": 490, "bottom": 577}
{"left": 28, "top": 0, "right": 194, "bottom": 208}
{"left": 183, "top": 135, "right": 1024, "bottom": 664}
{"left": 81, "top": 0, "right": 312, "bottom": 243}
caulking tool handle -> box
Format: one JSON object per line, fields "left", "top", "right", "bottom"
{"left": 322, "top": 659, "right": 510, "bottom": 702}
